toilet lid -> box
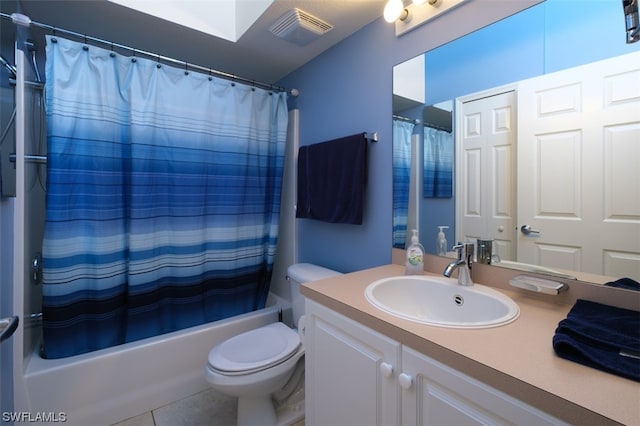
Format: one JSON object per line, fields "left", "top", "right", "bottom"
{"left": 207, "top": 322, "right": 301, "bottom": 374}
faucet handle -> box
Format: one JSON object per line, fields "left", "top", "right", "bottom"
{"left": 452, "top": 242, "right": 474, "bottom": 248}
{"left": 452, "top": 242, "right": 464, "bottom": 258}
{"left": 452, "top": 242, "right": 474, "bottom": 259}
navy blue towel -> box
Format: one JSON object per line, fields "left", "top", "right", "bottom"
{"left": 552, "top": 299, "right": 640, "bottom": 382}
{"left": 605, "top": 277, "right": 640, "bottom": 291}
{"left": 296, "top": 134, "right": 368, "bottom": 224}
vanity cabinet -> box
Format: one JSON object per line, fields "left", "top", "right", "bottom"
{"left": 305, "top": 299, "right": 566, "bottom": 426}
{"left": 401, "top": 345, "right": 566, "bottom": 425}
{"left": 304, "top": 300, "right": 401, "bottom": 425}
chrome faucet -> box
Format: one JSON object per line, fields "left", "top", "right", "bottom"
{"left": 443, "top": 242, "right": 474, "bottom": 286}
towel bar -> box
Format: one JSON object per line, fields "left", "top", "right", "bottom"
{"left": 364, "top": 132, "right": 378, "bottom": 143}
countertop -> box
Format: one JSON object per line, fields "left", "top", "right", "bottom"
{"left": 301, "top": 264, "right": 640, "bottom": 426}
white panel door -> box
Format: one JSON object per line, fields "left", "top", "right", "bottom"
{"left": 458, "top": 90, "right": 516, "bottom": 261}
{"left": 517, "top": 51, "right": 640, "bottom": 279}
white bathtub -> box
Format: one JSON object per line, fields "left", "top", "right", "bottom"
{"left": 23, "top": 294, "right": 288, "bottom": 426}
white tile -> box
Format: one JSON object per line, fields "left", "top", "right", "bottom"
{"left": 153, "top": 389, "right": 237, "bottom": 426}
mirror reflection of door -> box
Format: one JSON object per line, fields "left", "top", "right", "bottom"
{"left": 457, "top": 90, "right": 516, "bottom": 262}
{"left": 455, "top": 51, "right": 640, "bottom": 278}
{"left": 517, "top": 53, "right": 640, "bottom": 278}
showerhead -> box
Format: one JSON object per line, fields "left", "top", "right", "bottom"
{"left": 622, "top": 0, "right": 640, "bottom": 43}
{"left": 0, "top": 55, "right": 17, "bottom": 79}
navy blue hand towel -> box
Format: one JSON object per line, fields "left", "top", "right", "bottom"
{"left": 552, "top": 299, "right": 640, "bottom": 382}
{"left": 605, "top": 277, "right": 640, "bottom": 291}
{"left": 296, "top": 133, "right": 367, "bottom": 224}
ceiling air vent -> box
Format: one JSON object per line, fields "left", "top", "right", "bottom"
{"left": 269, "top": 8, "right": 333, "bottom": 46}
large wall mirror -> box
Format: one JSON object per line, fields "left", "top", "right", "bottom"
{"left": 392, "top": 0, "right": 640, "bottom": 285}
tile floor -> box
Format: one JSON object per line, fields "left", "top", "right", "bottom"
{"left": 112, "top": 389, "right": 237, "bottom": 426}
{"left": 111, "top": 389, "right": 305, "bottom": 426}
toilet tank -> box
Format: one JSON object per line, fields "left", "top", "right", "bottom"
{"left": 286, "top": 263, "right": 342, "bottom": 325}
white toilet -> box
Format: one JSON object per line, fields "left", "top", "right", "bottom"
{"left": 205, "top": 263, "right": 342, "bottom": 426}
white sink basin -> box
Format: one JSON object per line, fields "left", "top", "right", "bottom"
{"left": 365, "top": 276, "right": 519, "bottom": 329}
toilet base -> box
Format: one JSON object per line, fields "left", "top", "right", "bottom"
{"left": 235, "top": 369, "right": 305, "bottom": 426}
{"left": 235, "top": 393, "right": 304, "bottom": 426}
{"left": 275, "top": 394, "right": 305, "bottom": 426}
{"left": 273, "top": 363, "right": 305, "bottom": 426}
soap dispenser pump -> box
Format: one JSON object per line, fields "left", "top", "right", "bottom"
{"left": 436, "top": 226, "right": 449, "bottom": 256}
{"left": 406, "top": 229, "right": 425, "bottom": 275}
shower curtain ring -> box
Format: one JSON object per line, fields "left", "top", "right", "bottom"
{"left": 184, "top": 62, "right": 189, "bottom": 75}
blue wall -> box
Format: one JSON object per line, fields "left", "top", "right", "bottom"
{"left": 279, "top": 0, "right": 639, "bottom": 274}
{"left": 424, "top": 5, "right": 545, "bottom": 106}
{"left": 426, "top": 1, "right": 638, "bottom": 105}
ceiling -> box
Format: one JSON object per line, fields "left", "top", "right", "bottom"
{"left": 1, "top": 0, "right": 387, "bottom": 85}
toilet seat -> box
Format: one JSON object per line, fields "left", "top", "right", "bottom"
{"left": 207, "top": 322, "right": 301, "bottom": 376}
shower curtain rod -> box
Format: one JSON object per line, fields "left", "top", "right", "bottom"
{"left": 1, "top": 12, "right": 299, "bottom": 97}
{"left": 424, "top": 122, "right": 452, "bottom": 133}
{"left": 393, "top": 114, "right": 420, "bottom": 124}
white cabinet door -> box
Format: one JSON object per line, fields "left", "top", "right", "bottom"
{"left": 401, "top": 345, "right": 566, "bottom": 426}
{"left": 305, "top": 300, "right": 401, "bottom": 426}
{"left": 517, "top": 51, "right": 640, "bottom": 278}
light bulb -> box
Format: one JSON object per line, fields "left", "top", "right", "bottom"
{"left": 383, "top": 0, "right": 404, "bottom": 22}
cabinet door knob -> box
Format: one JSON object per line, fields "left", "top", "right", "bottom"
{"left": 380, "top": 362, "right": 393, "bottom": 378}
{"left": 398, "top": 372, "right": 413, "bottom": 390}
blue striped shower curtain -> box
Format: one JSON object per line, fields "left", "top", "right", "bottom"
{"left": 423, "top": 127, "right": 453, "bottom": 198}
{"left": 41, "top": 36, "right": 288, "bottom": 359}
{"left": 392, "top": 119, "right": 415, "bottom": 249}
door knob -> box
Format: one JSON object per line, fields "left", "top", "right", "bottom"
{"left": 520, "top": 225, "right": 540, "bottom": 235}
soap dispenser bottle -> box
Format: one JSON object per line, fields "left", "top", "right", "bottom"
{"left": 436, "top": 226, "right": 449, "bottom": 256}
{"left": 406, "top": 229, "right": 425, "bottom": 275}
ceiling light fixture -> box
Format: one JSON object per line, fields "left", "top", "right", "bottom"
{"left": 389, "top": 0, "right": 467, "bottom": 36}
{"left": 384, "top": 0, "right": 443, "bottom": 23}
{"left": 383, "top": 0, "right": 406, "bottom": 23}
